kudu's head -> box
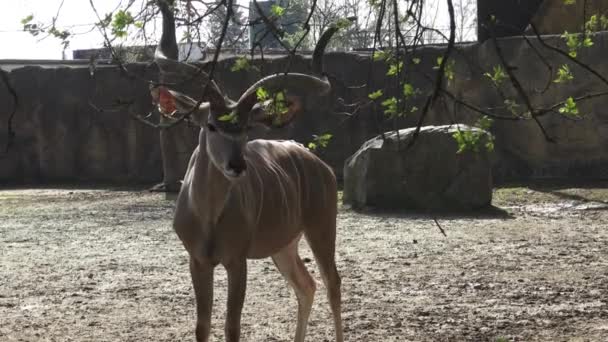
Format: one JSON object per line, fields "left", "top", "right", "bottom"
{"left": 151, "top": 0, "right": 338, "bottom": 180}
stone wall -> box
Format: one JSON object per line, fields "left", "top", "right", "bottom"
{"left": 2, "top": 32, "right": 608, "bottom": 185}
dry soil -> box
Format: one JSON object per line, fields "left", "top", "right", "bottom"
{"left": 1, "top": 183, "right": 608, "bottom": 341}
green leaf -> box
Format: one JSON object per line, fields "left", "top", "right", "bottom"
{"left": 586, "top": 14, "right": 598, "bottom": 32}
{"left": 484, "top": 65, "right": 507, "bottom": 86}
{"left": 387, "top": 62, "right": 403, "bottom": 76}
{"left": 111, "top": 10, "right": 135, "bottom": 38}
{"left": 583, "top": 36, "right": 594, "bottom": 48}
{"left": 504, "top": 99, "right": 520, "bottom": 116}
{"left": 412, "top": 57, "right": 421, "bottom": 65}
{"left": 434, "top": 57, "right": 456, "bottom": 82}
{"left": 452, "top": 117, "right": 495, "bottom": 154}
{"left": 600, "top": 15, "right": 608, "bottom": 31}
{"left": 263, "top": 90, "right": 289, "bottom": 117}
{"left": 373, "top": 50, "right": 392, "bottom": 62}
{"left": 335, "top": 17, "right": 354, "bottom": 30}
{"left": 21, "top": 14, "right": 42, "bottom": 36}
{"left": 21, "top": 14, "right": 34, "bottom": 25}
{"left": 367, "top": 0, "right": 382, "bottom": 8}
{"left": 584, "top": 14, "right": 608, "bottom": 32}
{"left": 308, "top": 133, "right": 333, "bottom": 151}
{"left": 433, "top": 57, "right": 443, "bottom": 69}
{"left": 218, "top": 111, "right": 238, "bottom": 123}
{"left": 49, "top": 27, "right": 69, "bottom": 39}
{"left": 554, "top": 64, "right": 574, "bottom": 83}
{"left": 564, "top": 0, "right": 576, "bottom": 5}
{"left": 559, "top": 97, "right": 580, "bottom": 117}
{"left": 231, "top": 57, "right": 251, "bottom": 72}
{"left": 317, "top": 133, "right": 333, "bottom": 147}
{"left": 486, "top": 140, "right": 495, "bottom": 152}
{"left": 256, "top": 87, "right": 269, "bottom": 101}
{"left": 270, "top": 4, "right": 285, "bottom": 17}
{"left": 368, "top": 89, "right": 383, "bottom": 100}
{"left": 560, "top": 31, "right": 592, "bottom": 58}
{"left": 402, "top": 83, "right": 417, "bottom": 98}
{"left": 476, "top": 115, "right": 494, "bottom": 130}
{"left": 381, "top": 97, "right": 398, "bottom": 116}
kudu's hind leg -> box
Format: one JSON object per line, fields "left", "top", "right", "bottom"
{"left": 272, "top": 237, "right": 316, "bottom": 342}
{"left": 305, "top": 225, "right": 343, "bottom": 342}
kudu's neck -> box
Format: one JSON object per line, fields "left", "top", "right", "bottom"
{"left": 192, "top": 128, "right": 233, "bottom": 224}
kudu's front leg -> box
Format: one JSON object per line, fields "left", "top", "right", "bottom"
{"left": 225, "top": 259, "right": 247, "bottom": 342}
{"left": 190, "top": 258, "right": 214, "bottom": 342}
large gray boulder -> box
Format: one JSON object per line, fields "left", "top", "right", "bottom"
{"left": 343, "top": 125, "right": 493, "bottom": 211}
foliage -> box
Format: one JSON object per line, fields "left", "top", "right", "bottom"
{"left": 561, "top": 31, "right": 593, "bottom": 58}
{"left": 559, "top": 97, "right": 580, "bottom": 117}
{"left": 111, "top": 10, "right": 135, "bottom": 38}
{"left": 21, "top": 14, "right": 71, "bottom": 49}
{"left": 368, "top": 90, "right": 383, "bottom": 100}
{"left": 484, "top": 65, "right": 507, "bottom": 86}
{"left": 218, "top": 111, "right": 238, "bottom": 124}
{"left": 307, "top": 133, "right": 333, "bottom": 151}
{"left": 504, "top": 99, "right": 520, "bottom": 116}
{"left": 554, "top": 64, "right": 574, "bottom": 83}
{"left": 231, "top": 57, "right": 257, "bottom": 72}
{"left": 15, "top": 0, "right": 607, "bottom": 163}
{"left": 452, "top": 116, "right": 495, "bottom": 154}
{"left": 585, "top": 14, "right": 608, "bottom": 32}
{"left": 256, "top": 86, "right": 289, "bottom": 123}
{"left": 381, "top": 97, "right": 398, "bottom": 117}
{"left": 387, "top": 62, "right": 403, "bottom": 76}
{"left": 282, "top": 29, "right": 309, "bottom": 49}
{"left": 270, "top": 4, "right": 285, "bottom": 17}
{"left": 434, "top": 57, "right": 456, "bottom": 84}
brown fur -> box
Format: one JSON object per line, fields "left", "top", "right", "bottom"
{"left": 173, "top": 131, "right": 343, "bottom": 342}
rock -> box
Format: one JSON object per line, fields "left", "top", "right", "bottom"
{"left": 343, "top": 125, "right": 493, "bottom": 211}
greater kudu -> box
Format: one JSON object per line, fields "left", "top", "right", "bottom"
{"left": 150, "top": 2, "right": 343, "bottom": 341}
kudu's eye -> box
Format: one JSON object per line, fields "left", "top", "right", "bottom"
{"left": 207, "top": 123, "right": 217, "bottom": 132}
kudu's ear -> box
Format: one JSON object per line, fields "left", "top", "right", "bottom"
{"left": 150, "top": 85, "right": 209, "bottom": 125}
{"left": 249, "top": 95, "right": 304, "bottom": 129}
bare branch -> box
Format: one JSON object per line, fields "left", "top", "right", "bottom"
{"left": 408, "top": 0, "right": 456, "bottom": 148}
{"left": 1, "top": 68, "right": 18, "bottom": 153}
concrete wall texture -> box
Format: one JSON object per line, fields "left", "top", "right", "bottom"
{"left": 2, "top": 32, "right": 608, "bottom": 185}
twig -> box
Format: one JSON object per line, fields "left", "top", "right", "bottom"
{"left": 1, "top": 68, "right": 18, "bottom": 153}
{"left": 491, "top": 35, "right": 554, "bottom": 142}
{"left": 433, "top": 217, "right": 447, "bottom": 237}
{"left": 408, "top": 0, "right": 456, "bottom": 148}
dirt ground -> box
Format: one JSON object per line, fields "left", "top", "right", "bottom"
{"left": 1, "top": 183, "right": 608, "bottom": 342}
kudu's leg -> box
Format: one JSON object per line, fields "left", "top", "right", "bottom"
{"left": 272, "top": 237, "right": 316, "bottom": 342}
{"left": 224, "top": 259, "right": 247, "bottom": 342}
{"left": 190, "top": 258, "right": 214, "bottom": 342}
{"left": 305, "top": 225, "right": 343, "bottom": 342}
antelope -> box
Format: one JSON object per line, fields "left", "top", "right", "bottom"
{"left": 150, "top": 1, "right": 343, "bottom": 341}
